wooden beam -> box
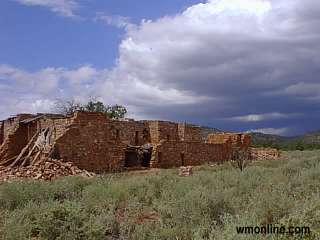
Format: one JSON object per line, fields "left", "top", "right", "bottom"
{"left": 9, "top": 131, "right": 39, "bottom": 168}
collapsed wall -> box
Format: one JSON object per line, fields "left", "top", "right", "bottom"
{"left": 0, "top": 114, "right": 36, "bottom": 161}
{"left": 147, "top": 120, "right": 180, "bottom": 143}
{"left": 0, "top": 111, "right": 280, "bottom": 176}
{"left": 207, "top": 133, "right": 251, "bottom": 150}
{"left": 150, "top": 140, "right": 232, "bottom": 168}
{"left": 250, "top": 147, "right": 281, "bottom": 160}
{"left": 178, "top": 123, "right": 202, "bottom": 141}
{"left": 54, "top": 112, "right": 126, "bottom": 172}
{"left": 0, "top": 112, "right": 129, "bottom": 172}
{"left": 110, "top": 119, "right": 150, "bottom": 146}
{"left": 0, "top": 121, "right": 4, "bottom": 145}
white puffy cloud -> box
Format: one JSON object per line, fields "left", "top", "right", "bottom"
{"left": 94, "top": 13, "right": 132, "bottom": 29}
{"left": 0, "top": 64, "right": 99, "bottom": 119}
{"left": 62, "top": 65, "right": 98, "bottom": 85}
{"left": 247, "top": 127, "right": 290, "bottom": 136}
{"left": 96, "top": 0, "right": 320, "bottom": 134}
{"left": 227, "top": 112, "right": 300, "bottom": 122}
{"left": 14, "top": 0, "right": 78, "bottom": 17}
{"left": 3, "top": 0, "right": 320, "bottom": 135}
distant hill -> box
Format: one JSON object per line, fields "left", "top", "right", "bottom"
{"left": 299, "top": 130, "right": 320, "bottom": 144}
{"left": 249, "top": 130, "right": 320, "bottom": 150}
{"left": 249, "top": 132, "right": 292, "bottom": 144}
{"left": 199, "top": 126, "right": 320, "bottom": 150}
{"left": 200, "top": 126, "right": 222, "bottom": 140}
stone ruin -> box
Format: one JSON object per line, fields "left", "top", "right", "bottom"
{"left": 0, "top": 111, "right": 280, "bottom": 177}
{"left": 249, "top": 147, "right": 281, "bottom": 160}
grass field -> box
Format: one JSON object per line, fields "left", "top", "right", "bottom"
{"left": 0, "top": 151, "right": 319, "bottom": 240}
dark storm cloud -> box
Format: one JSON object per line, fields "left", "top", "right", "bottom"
{"left": 2, "top": 0, "right": 320, "bottom": 136}
{"left": 96, "top": 0, "right": 320, "bottom": 135}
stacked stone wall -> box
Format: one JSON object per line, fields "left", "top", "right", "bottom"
{"left": 207, "top": 133, "right": 251, "bottom": 150}
{"left": 54, "top": 112, "right": 126, "bottom": 172}
{"left": 0, "top": 123, "right": 29, "bottom": 160}
{"left": 110, "top": 120, "right": 150, "bottom": 145}
{"left": 147, "top": 121, "right": 179, "bottom": 143}
{"left": 0, "top": 114, "right": 37, "bottom": 160}
{"left": 151, "top": 140, "right": 232, "bottom": 168}
{"left": 1, "top": 111, "right": 274, "bottom": 173}
{"left": 250, "top": 147, "right": 280, "bottom": 160}
{"left": 0, "top": 121, "right": 4, "bottom": 145}
{"left": 178, "top": 123, "right": 202, "bottom": 141}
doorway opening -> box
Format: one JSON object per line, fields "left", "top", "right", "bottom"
{"left": 124, "top": 149, "right": 140, "bottom": 168}
{"left": 135, "top": 131, "right": 139, "bottom": 145}
{"left": 181, "top": 153, "right": 185, "bottom": 166}
{"left": 0, "top": 122, "right": 4, "bottom": 145}
{"left": 141, "top": 147, "right": 152, "bottom": 167}
{"left": 124, "top": 144, "right": 153, "bottom": 168}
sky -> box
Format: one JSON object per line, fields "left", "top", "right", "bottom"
{"left": 1, "top": 0, "right": 320, "bottom": 136}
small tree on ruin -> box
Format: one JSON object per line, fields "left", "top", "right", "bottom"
{"left": 54, "top": 98, "right": 83, "bottom": 115}
{"left": 106, "top": 104, "right": 127, "bottom": 119}
{"left": 53, "top": 98, "right": 127, "bottom": 119}
{"left": 230, "top": 147, "right": 251, "bottom": 171}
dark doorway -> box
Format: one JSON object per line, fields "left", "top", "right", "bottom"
{"left": 141, "top": 147, "right": 152, "bottom": 167}
{"left": 116, "top": 129, "right": 120, "bottom": 140}
{"left": 124, "top": 145, "right": 153, "bottom": 169}
{"left": 181, "top": 153, "right": 185, "bottom": 166}
{"left": 0, "top": 122, "right": 4, "bottom": 145}
{"left": 124, "top": 150, "right": 140, "bottom": 168}
{"left": 158, "top": 152, "right": 162, "bottom": 163}
{"left": 142, "top": 128, "right": 149, "bottom": 142}
{"left": 135, "top": 131, "right": 139, "bottom": 145}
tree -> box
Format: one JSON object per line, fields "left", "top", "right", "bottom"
{"left": 83, "top": 99, "right": 107, "bottom": 113}
{"left": 230, "top": 147, "right": 251, "bottom": 171}
{"left": 54, "top": 98, "right": 83, "bottom": 115}
{"left": 106, "top": 104, "right": 127, "bottom": 119}
{"left": 295, "top": 141, "right": 305, "bottom": 151}
{"left": 53, "top": 98, "right": 127, "bottom": 119}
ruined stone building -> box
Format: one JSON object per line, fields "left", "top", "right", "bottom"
{"left": 0, "top": 111, "right": 278, "bottom": 172}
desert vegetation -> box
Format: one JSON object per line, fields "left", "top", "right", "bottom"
{"left": 54, "top": 97, "right": 127, "bottom": 119}
{"left": 0, "top": 151, "right": 319, "bottom": 240}
{"left": 250, "top": 132, "right": 320, "bottom": 151}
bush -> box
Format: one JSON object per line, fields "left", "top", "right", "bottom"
{"left": 1, "top": 151, "right": 320, "bottom": 239}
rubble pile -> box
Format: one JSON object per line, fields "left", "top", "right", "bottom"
{"left": 0, "top": 158, "right": 95, "bottom": 182}
{"left": 179, "top": 166, "right": 193, "bottom": 176}
{"left": 250, "top": 147, "right": 281, "bottom": 160}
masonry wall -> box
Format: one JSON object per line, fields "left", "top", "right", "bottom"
{"left": 110, "top": 120, "right": 150, "bottom": 146}
{"left": 36, "top": 117, "right": 72, "bottom": 145}
{"left": 207, "top": 133, "right": 251, "bottom": 150}
{"left": 0, "top": 114, "right": 37, "bottom": 161}
{"left": 54, "top": 112, "right": 126, "bottom": 172}
{"left": 250, "top": 147, "right": 280, "bottom": 160}
{"left": 0, "top": 121, "right": 4, "bottom": 145}
{"left": 148, "top": 121, "right": 179, "bottom": 143}
{"left": 3, "top": 118, "right": 19, "bottom": 141}
{"left": 1, "top": 111, "right": 258, "bottom": 173}
{"left": 150, "top": 140, "right": 232, "bottom": 168}
{"left": 178, "top": 123, "right": 202, "bottom": 141}
{"left": 0, "top": 123, "right": 29, "bottom": 161}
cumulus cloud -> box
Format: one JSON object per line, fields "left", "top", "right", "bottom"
{"left": 14, "top": 0, "right": 78, "bottom": 17}
{"left": 3, "top": 0, "right": 320, "bottom": 135}
{"left": 95, "top": 0, "right": 320, "bottom": 134}
{"left": 0, "top": 64, "right": 98, "bottom": 118}
{"left": 94, "top": 13, "right": 132, "bottom": 29}
{"left": 227, "top": 112, "right": 300, "bottom": 122}
{"left": 247, "top": 127, "right": 290, "bottom": 136}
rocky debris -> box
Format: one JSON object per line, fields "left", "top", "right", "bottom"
{"left": 0, "top": 158, "right": 95, "bottom": 182}
{"left": 179, "top": 166, "right": 193, "bottom": 176}
{"left": 250, "top": 147, "right": 280, "bottom": 160}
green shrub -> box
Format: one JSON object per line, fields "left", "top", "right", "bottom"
{"left": 1, "top": 151, "right": 320, "bottom": 239}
